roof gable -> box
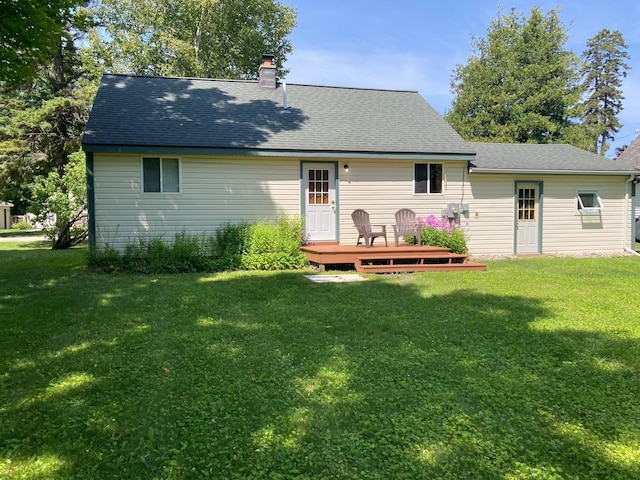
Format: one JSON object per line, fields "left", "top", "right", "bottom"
{"left": 82, "top": 73, "right": 473, "bottom": 156}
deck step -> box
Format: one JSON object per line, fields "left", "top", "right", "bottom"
{"left": 356, "top": 260, "right": 486, "bottom": 273}
{"left": 354, "top": 253, "right": 486, "bottom": 273}
{"left": 356, "top": 253, "right": 467, "bottom": 263}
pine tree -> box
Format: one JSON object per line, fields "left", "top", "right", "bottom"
{"left": 579, "top": 29, "right": 630, "bottom": 155}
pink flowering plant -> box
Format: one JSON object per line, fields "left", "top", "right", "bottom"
{"left": 416, "top": 214, "right": 468, "bottom": 255}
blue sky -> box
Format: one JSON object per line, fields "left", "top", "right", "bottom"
{"left": 282, "top": 1, "right": 640, "bottom": 157}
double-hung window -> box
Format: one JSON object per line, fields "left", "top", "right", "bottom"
{"left": 143, "top": 157, "right": 180, "bottom": 193}
{"left": 414, "top": 163, "right": 443, "bottom": 194}
{"left": 576, "top": 191, "right": 602, "bottom": 213}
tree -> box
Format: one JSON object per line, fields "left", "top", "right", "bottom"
{"left": 0, "top": 0, "right": 83, "bottom": 86}
{"left": 1, "top": 0, "right": 297, "bottom": 248}
{"left": 615, "top": 144, "right": 628, "bottom": 159}
{"left": 29, "top": 150, "right": 88, "bottom": 249}
{"left": 579, "top": 29, "right": 630, "bottom": 156}
{"left": 92, "top": 0, "right": 297, "bottom": 79}
{"left": 446, "top": 7, "right": 580, "bottom": 145}
{"left": 0, "top": 3, "right": 96, "bottom": 226}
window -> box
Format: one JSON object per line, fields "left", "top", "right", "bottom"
{"left": 518, "top": 188, "right": 536, "bottom": 221}
{"left": 143, "top": 157, "right": 180, "bottom": 193}
{"left": 414, "top": 163, "right": 443, "bottom": 194}
{"left": 576, "top": 191, "right": 602, "bottom": 213}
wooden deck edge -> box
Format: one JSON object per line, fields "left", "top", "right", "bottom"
{"left": 355, "top": 262, "right": 487, "bottom": 273}
{"left": 356, "top": 253, "right": 468, "bottom": 262}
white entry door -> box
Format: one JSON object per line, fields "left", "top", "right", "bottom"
{"left": 516, "top": 183, "right": 540, "bottom": 254}
{"left": 303, "top": 163, "right": 336, "bottom": 241}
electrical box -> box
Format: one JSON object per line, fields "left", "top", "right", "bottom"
{"left": 446, "top": 203, "right": 459, "bottom": 218}
{"left": 443, "top": 203, "right": 470, "bottom": 218}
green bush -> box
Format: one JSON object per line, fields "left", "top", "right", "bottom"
{"left": 417, "top": 214, "right": 468, "bottom": 255}
{"left": 242, "top": 214, "right": 307, "bottom": 270}
{"left": 87, "top": 244, "right": 123, "bottom": 272}
{"left": 209, "top": 221, "right": 252, "bottom": 257}
{"left": 12, "top": 220, "right": 31, "bottom": 230}
{"left": 89, "top": 215, "right": 308, "bottom": 274}
{"left": 241, "top": 252, "right": 309, "bottom": 270}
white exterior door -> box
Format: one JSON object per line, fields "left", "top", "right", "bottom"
{"left": 303, "top": 163, "right": 336, "bottom": 241}
{"left": 516, "top": 183, "right": 540, "bottom": 254}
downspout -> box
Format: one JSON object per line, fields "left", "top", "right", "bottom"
{"left": 624, "top": 175, "right": 636, "bottom": 253}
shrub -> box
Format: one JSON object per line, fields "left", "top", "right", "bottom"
{"left": 209, "top": 221, "right": 252, "bottom": 258}
{"left": 87, "top": 244, "right": 124, "bottom": 272}
{"left": 12, "top": 220, "right": 31, "bottom": 230}
{"left": 417, "top": 214, "right": 468, "bottom": 255}
{"left": 244, "top": 214, "right": 308, "bottom": 270}
{"left": 89, "top": 215, "right": 308, "bottom": 273}
{"left": 247, "top": 214, "right": 304, "bottom": 255}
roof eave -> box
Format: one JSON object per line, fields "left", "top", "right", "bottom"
{"left": 469, "top": 167, "right": 638, "bottom": 176}
{"left": 81, "top": 144, "right": 476, "bottom": 160}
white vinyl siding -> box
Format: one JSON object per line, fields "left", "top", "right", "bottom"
{"left": 92, "top": 154, "right": 300, "bottom": 251}
{"left": 337, "top": 159, "right": 467, "bottom": 246}
{"left": 466, "top": 174, "right": 630, "bottom": 255}
{"left": 92, "top": 153, "right": 632, "bottom": 256}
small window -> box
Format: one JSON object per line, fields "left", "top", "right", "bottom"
{"left": 143, "top": 157, "right": 180, "bottom": 193}
{"left": 414, "top": 163, "right": 443, "bottom": 194}
{"left": 577, "top": 191, "right": 602, "bottom": 213}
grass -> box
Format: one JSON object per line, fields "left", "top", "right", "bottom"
{"left": 0, "top": 229, "right": 45, "bottom": 238}
{"left": 1, "top": 242, "right": 639, "bottom": 479}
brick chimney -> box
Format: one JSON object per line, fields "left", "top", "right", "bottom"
{"left": 259, "top": 54, "right": 276, "bottom": 89}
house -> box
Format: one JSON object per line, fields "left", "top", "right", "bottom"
{"left": 615, "top": 135, "right": 640, "bottom": 241}
{"left": 0, "top": 202, "right": 12, "bottom": 229}
{"left": 81, "top": 56, "right": 639, "bottom": 256}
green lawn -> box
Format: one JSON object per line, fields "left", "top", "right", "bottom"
{"left": 0, "top": 229, "right": 45, "bottom": 238}
{"left": 1, "top": 242, "right": 639, "bottom": 479}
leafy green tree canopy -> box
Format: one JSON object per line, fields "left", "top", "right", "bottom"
{"left": 92, "top": 0, "right": 297, "bottom": 79}
{"left": 446, "top": 6, "right": 580, "bottom": 145}
{"left": 29, "top": 150, "right": 88, "bottom": 249}
{"left": 0, "top": 0, "right": 83, "bottom": 86}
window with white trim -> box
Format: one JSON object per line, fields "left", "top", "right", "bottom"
{"left": 576, "top": 191, "right": 602, "bottom": 213}
{"left": 414, "top": 163, "right": 443, "bottom": 194}
{"left": 143, "top": 157, "right": 180, "bottom": 193}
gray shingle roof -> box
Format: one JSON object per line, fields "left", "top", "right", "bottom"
{"left": 615, "top": 135, "right": 640, "bottom": 168}
{"left": 469, "top": 142, "right": 638, "bottom": 174}
{"left": 82, "top": 73, "right": 473, "bottom": 155}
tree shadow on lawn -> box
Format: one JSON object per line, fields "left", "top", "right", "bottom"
{"left": 1, "top": 267, "right": 639, "bottom": 478}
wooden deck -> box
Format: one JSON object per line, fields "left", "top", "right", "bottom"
{"left": 300, "top": 243, "right": 486, "bottom": 273}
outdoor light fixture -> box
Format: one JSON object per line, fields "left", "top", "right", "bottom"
{"left": 343, "top": 164, "right": 349, "bottom": 173}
